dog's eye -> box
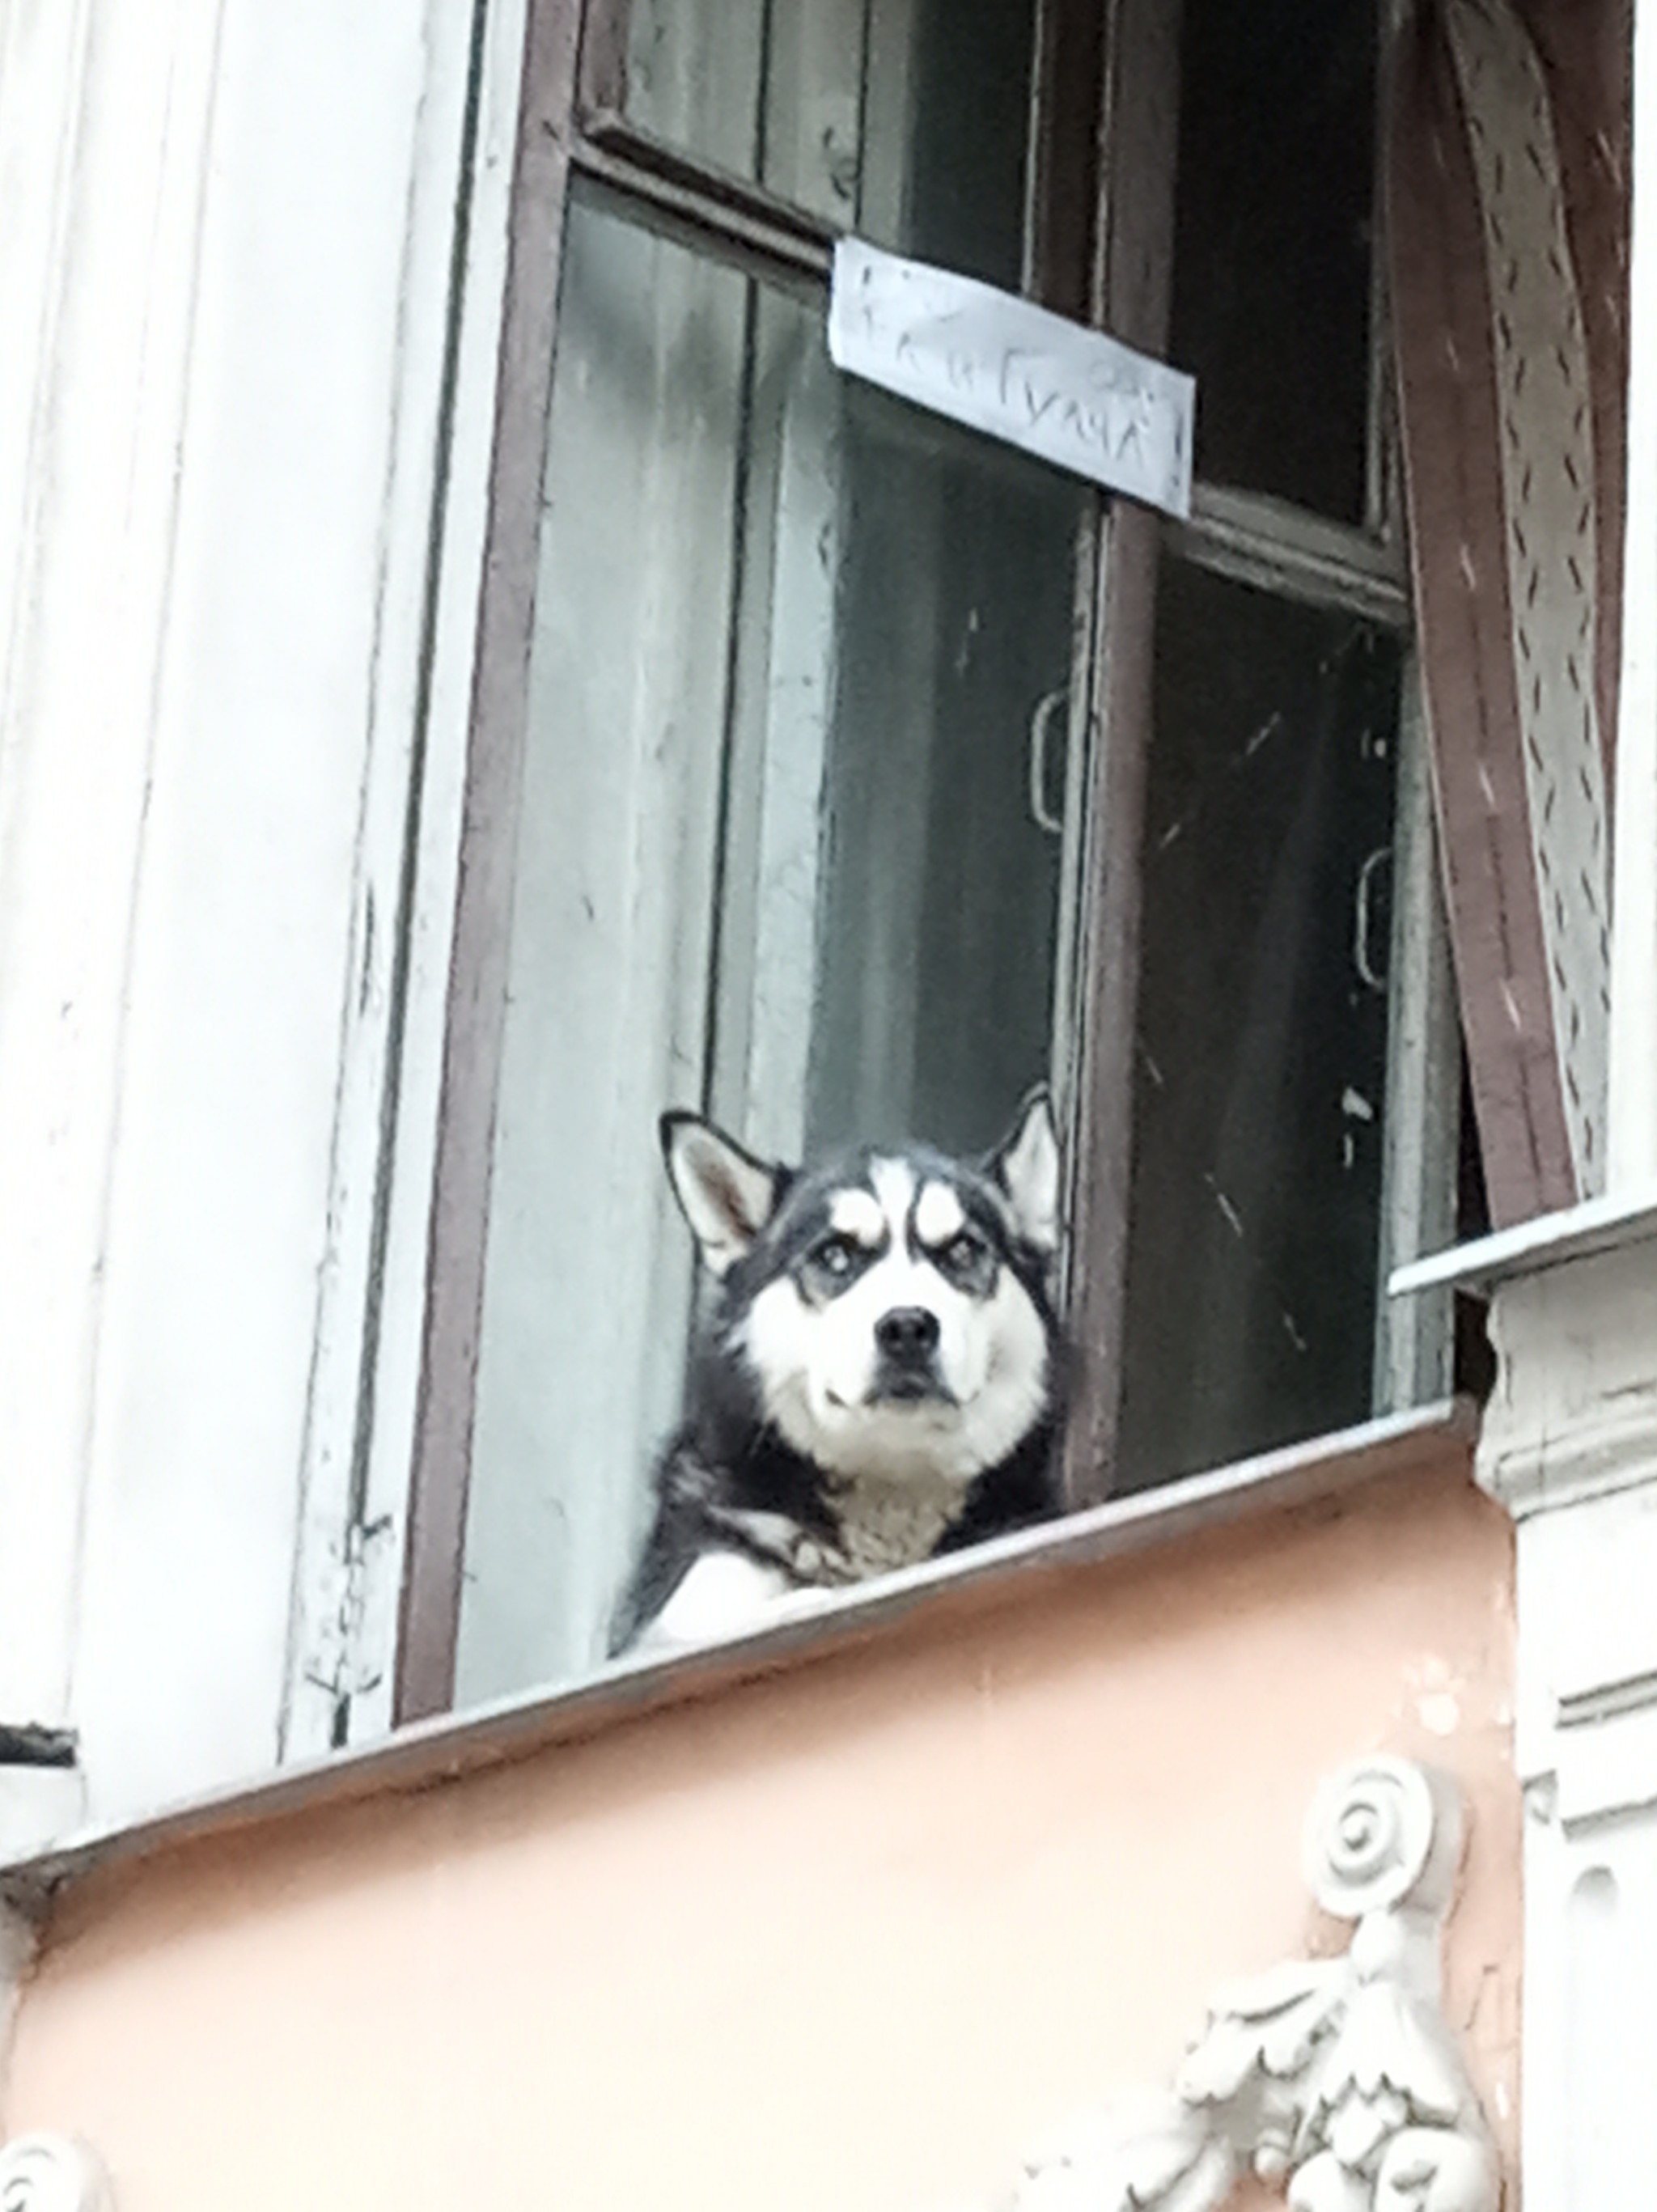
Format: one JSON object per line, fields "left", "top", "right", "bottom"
{"left": 811, "top": 1235, "right": 858, "bottom": 1281}
{"left": 940, "top": 1230, "right": 990, "bottom": 1276}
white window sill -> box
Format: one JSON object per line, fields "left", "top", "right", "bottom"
{"left": 1389, "top": 1186, "right": 1657, "bottom": 1298}
{"left": 0, "top": 1396, "right": 1474, "bottom": 1905}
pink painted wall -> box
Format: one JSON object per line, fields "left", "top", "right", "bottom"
{"left": 6, "top": 1455, "right": 1517, "bottom": 2212}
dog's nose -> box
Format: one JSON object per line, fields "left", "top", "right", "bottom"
{"left": 875, "top": 1306, "right": 940, "bottom": 1360}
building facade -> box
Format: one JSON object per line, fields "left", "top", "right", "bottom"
{"left": 0, "top": 0, "right": 1650, "bottom": 2203}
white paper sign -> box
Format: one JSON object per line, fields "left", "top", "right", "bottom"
{"left": 828, "top": 237, "right": 1194, "bottom": 519}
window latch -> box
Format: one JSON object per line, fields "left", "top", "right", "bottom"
{"left": 1354, "top": 843, "right": 1392, "bottom": 993}
{"left": 1028, "top": 686, "right": 1068, "bottom": 837}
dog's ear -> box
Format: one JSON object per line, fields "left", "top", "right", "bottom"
{"left": 985, "top": 1087, "right": 1060, "bottom": 1256}
{"left": 660, "top": 1112, "right": 785, "bottom": 1276}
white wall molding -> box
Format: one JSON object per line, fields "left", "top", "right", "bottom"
{"left": 1477, "top": 1227, "right": 1657, "bottom": 1521}
{"left": 0, "top": 0, "right": 502, "bottom": 1834}
{"left": 59, "top": 0, "right": 482, "bottom": 1824}
{"left": 1475, "top": 1224, "right": 1657, "bottom": 1812}
{"left": 0, "top": 0, "right": 225, "bottom": 1822}
{"left": 1002, "top": 1757, "right": 1497, "bottom": 2212}
{"left": 277, "top": 0, "right": 512, "bottom": 1761}
{"left": 309, "top": 0, "right": 532, "bottom": 1755}
{"left": 1469, "top": 1217, "right": 1657, "bottom": 2208}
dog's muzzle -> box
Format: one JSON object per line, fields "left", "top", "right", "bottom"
{"left": 869, "top": 1306, "right": 952, "bottom": 1405}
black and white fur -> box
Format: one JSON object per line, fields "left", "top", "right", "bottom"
{"left": 610, "top": 1092, "right": 1065, "bottom": 1654}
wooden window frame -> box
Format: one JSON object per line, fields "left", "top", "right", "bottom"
{"left": 393, "top": 0, "right": 1439, "bottom": 1723}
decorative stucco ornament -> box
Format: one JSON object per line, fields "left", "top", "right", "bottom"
{"left": 1006, "top": 1758, "right": 1498, "bottom": 2212}
{"left": 0, "top": 2134, "right": 111, "bottom": 2212}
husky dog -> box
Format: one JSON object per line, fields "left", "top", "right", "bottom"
{"left": 610, "top": 1091, "right": 1066, "bottom": 1654}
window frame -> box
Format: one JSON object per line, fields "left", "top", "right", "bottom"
{"left": 392, "top": 0, "right": 1455, "bottom": 1725}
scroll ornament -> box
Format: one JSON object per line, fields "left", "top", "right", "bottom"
{"left": 1006, "top": 1758, "right": 1498, "bottom": 2212}
{"left": 0, "top": 2135, "right": 110, "bottom": 2212}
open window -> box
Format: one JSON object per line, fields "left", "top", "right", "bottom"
{"left": 393, "top": 0, "right": 1459, "bottom": 1721}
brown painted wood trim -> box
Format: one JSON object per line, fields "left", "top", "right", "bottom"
{"left": 396, "top": 0, "right": 583, "bottom": 1724}
{"left": 570, "top": 121, "right": 837, "bottom": 281}
{"left": 1385, "top": 11, "right": 1578, "bottom": 1226}
{"left": 1061, "top": 0, "right": 1183, "bottom": 1510}
{"left": 1023, "top": 0, "right": 1104, "bottom": 317}
{"left": 397, "top": 0, "right": 1170, "bottom": 1697}
{"left": 575, "top": 0, "right": 628, "bottom": 116}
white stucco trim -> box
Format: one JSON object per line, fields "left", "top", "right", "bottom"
{"left": 1473, "top": 1221, "right": 1657, "bottom": 2210}
{"left": 278, "top": 0, "right": 529, "bottom": 1761}
{"left": 0, "top": 0, "right": 511, "bottom": 1846}
{"left": 329, "top": 0, "right": 532, "bottom": 1753}
{"left": 0, "top": 0, "right": 224, "bottom": 1790}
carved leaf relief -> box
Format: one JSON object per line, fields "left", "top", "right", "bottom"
{"left": 1000, "top": 1760, "right": 1498, "bottom": 2212}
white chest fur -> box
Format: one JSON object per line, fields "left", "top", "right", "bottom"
{"left": 829, "top": 1473, "right": 959, "bottom": 1577}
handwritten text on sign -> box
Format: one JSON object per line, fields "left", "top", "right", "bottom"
{"left": 828, "top": 239, "right": 1194, "bottom": 519}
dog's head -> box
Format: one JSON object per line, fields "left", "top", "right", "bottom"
{"left": 661, "top": 1093, "right": 1061, "bottom": 1487}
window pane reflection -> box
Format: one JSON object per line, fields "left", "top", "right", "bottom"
{"left": 624, "top": 0, "right": 1039, "bottom": 291}
{"left": 1117, "top": 557, "right": 1401, "bottom": 1489}
{"left": 1168, "top": 0, "right": 1378, "bottom": 520}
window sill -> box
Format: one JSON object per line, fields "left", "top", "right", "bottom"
{"left": 1389, "top": 1186, "right": 1657, "bottom": 1297}
{"left": 1, "top": 1396, "right": 1475, "bottom": 1907}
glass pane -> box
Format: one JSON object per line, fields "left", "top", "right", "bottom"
{"left": 456, "top": 189, "right": 1084, "bottom": 1701}
{"left": 770, "top": 382, "right": 1077, "bottom": 1160}
{"left": 623, "top": 0, "right": 1039, "bottom": 290}
{"left": 1117, "top": 557, "right": 1401, "bottom": 1490}
{"left": 1168, "top": 0, "right": 1377, "bottom": 520}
